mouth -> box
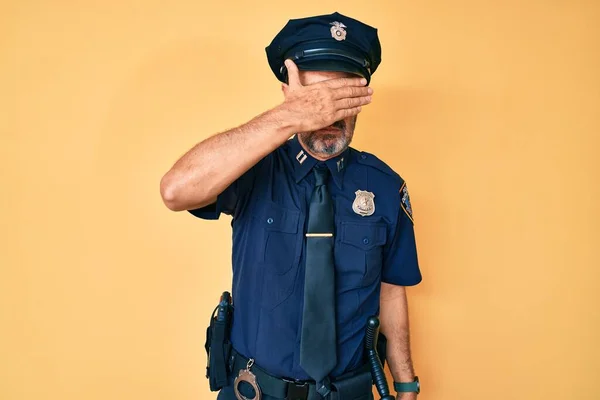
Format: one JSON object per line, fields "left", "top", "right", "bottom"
{"left": 317, "top": 125, "right": 343, "bottom": 134}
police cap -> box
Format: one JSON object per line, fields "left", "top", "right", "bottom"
{"left": 265, "top": 12, "right": 382, "bottom": 84}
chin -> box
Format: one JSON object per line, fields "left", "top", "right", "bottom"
{"left": 299, "top": 126, "right": 353, "bottom": 158}
{"left": 308, "top": 136, "right": 349, "bottom": 157}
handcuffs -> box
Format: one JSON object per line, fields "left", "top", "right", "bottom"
{"left": 233, "top": 358, "right": 262, "bottom": 400}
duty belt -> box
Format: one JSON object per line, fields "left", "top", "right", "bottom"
{"left": 228, "top": 349, "right": 373, "bottom": 400}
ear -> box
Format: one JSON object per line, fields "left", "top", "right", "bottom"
{"left": 281, "top": 83, "right": 289, "bottom": 97}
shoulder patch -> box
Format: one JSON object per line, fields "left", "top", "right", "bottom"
{"left": 400, "top": 182, "right": 414, "bottom": 223}
{"left": 355, "top": 151, "right": 397, "bottom": 177}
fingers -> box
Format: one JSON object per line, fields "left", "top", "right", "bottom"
{"left": 335, "top": 106, "right": 363, "bottom": 120}
{"left": 333, "top": 85, "right": 373, "bottom": 110}
{"left": 336, "top": 95, "right": 372, "bottom": 110}
{"left": 333, "top": 85, "right": 373, "bottom": 100}
{"left": 284, "top": 59, "right": 302, "bottom": 88}
{"left": 323, "top": 76, "right": 368, "bottom": 89}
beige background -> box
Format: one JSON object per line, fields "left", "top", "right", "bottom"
{"left": 1, "top": 1, "right": 599, "bottom": 399}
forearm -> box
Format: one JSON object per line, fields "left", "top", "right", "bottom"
{"left": 160, "top": 105, "right": 297, "bottom": 211}
{"left": 379, "top": 283, "right": 415, "bottom": 382}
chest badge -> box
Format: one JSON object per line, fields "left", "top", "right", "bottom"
{"left": 352, "top": 190, "right": 375, "bottom": 217}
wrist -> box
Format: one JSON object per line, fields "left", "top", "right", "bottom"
{"left": 396, "top": 393, "right": 417, "bottom": 400}
{"left": 246, "top": 105, "right": 298, "bottom": 151}
{"left": 269, "top": 103, "right": 303, "bottom": 136}
{"left": 393, "top": 376, "right": 420, "bottom": 395}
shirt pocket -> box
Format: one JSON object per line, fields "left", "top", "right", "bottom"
{"left": 260, "top": 202, "right": 302, "bottom": 274}
{"left": 258, "top": 202, "right": 303, "bottom": 310}
{"left": 336, "top": 221, "right": 387, "bottom": 289}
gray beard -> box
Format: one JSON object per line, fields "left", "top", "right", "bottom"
{"left": 301, "top": 118, "right": 355, "bottom": 157}
{"left": 303, "top": 131, "right": 350, "bottom": 156}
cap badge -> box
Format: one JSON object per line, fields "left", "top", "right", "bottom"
{"left": 352, "top": 190, "right": 375, "bottom": 217}
{"left": 330, "top": 21, "right": 347, "bottom": 41}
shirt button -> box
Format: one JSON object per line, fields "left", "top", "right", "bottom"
{"left": 363, "top": 237, "right": 370, "bottom": 245}
{"left": 361, "top": 154, "right": 367, "bottom": 159}
{"left": 267, "top": 218, "right": 274, "bottom": 224}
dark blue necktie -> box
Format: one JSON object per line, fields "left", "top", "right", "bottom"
{"left": 299, "top": 166, "right": 337, "bottom": 394}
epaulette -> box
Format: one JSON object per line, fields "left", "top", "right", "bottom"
{"left": 354, "top": 149, "right": 400, "bottom": 179}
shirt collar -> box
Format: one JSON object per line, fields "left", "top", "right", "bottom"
{"left": 286, "top": 135, "right": 349, "bottom": 189}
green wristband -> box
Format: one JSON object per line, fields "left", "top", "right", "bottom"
{"left": 393, "top": 376, "right": 420, "bottom": 394}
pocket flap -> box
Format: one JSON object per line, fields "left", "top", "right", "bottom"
{"left": 263, "top": 203, "right": 300, "bottom": 234}
{"left": 340, "top": 222, "right": 387, "bottom": 251}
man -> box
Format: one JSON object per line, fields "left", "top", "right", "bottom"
{"left": 160, "top": 12, "right": 422, "bottom": 400}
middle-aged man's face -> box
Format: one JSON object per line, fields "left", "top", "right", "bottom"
{"left": 284, "top": 70, "right": 359, "bottom": 160}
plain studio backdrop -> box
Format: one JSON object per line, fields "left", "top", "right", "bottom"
{"left": 1, "top": 1, "right": 599, "bottom": 399}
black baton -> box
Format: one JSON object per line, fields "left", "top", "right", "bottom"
{"left": 365, "top": 316, "right": 394, "bottom": 400}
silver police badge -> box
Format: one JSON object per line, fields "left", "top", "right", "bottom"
{"left": 330, "top": 21, "right": 347, "bottom": 41}
{"left": 352, "top": 190, "right": 375, "bottom": 216}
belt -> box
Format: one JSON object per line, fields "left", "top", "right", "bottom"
{"left": 228, "top": 349, "right": 373, "bottom": 400}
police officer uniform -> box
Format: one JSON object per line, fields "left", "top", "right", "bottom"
{"left": 192, "top": 12, "right": 422, "bottom": 400}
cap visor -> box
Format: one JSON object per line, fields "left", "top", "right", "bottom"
{"left": 295, "top": 58, "right": 368, "bottom": 80}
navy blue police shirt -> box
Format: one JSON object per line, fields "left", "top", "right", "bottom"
{"left": 189, "top": 135, "right": 421, "bottom": 380}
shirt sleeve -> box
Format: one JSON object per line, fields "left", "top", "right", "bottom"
{"left": 381, "top": 184, "right": 422, "bottom": 286}
{"left": 187, "top": 164, "right": 257, "bottom": 220}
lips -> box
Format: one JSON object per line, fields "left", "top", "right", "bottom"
{"left": 319, "top": 126, "right": 342, "bottom": 134}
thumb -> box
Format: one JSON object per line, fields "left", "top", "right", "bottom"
{"left": 284, "top": 59, "right": 302, "bottom": 88}
{"left": 281, "top": 83, "right": 290, "bottom": 99}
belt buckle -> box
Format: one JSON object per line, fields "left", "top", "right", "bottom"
{"left": 283, "top": 378, "right": 309, "bottom": 400}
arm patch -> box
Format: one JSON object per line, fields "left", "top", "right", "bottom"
{"left": 400, "top": 182, "right": 414, "bottom": 223}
